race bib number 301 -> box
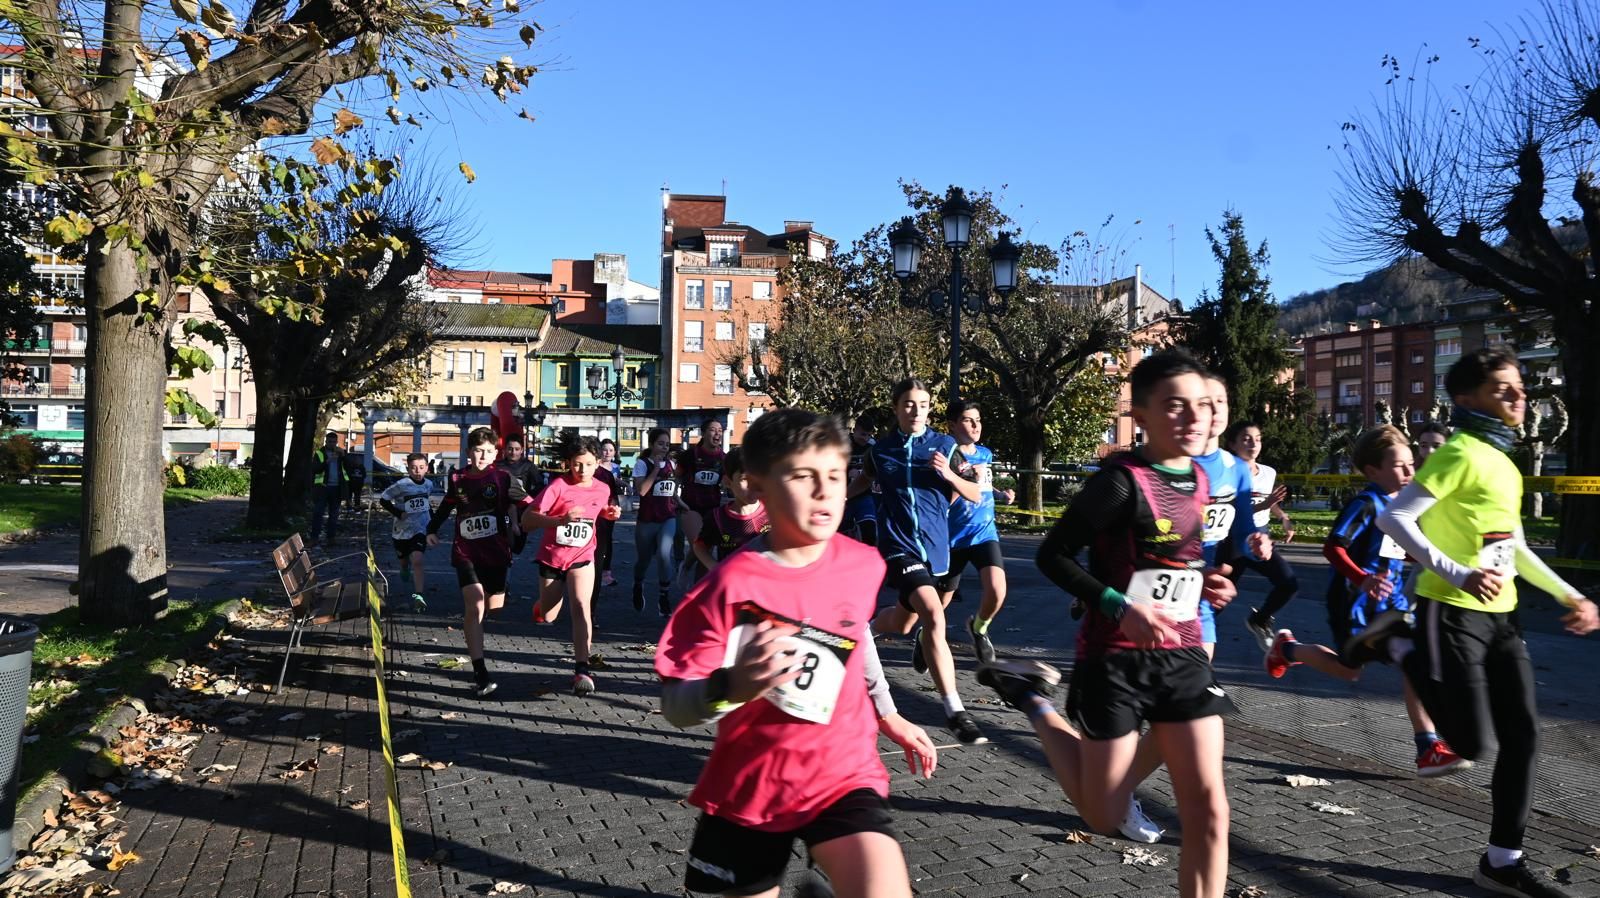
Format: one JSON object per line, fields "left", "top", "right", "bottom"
{"left": 1480, "top": 532, "right": 1516, "bottom": 575}
{"left": 1201, "top": 502, "right": 1236, "bottom": 544}
{"left": 1125, "top": 567, "right": 1205, "bottom": 623}
{"left": 555, "top": 520, "right": 595, "bottom": 548}
{"left": 721, "top": 602, "right": 856, "bottom": 725}
{"left": 460, "top": 513, "right": 498, "bottom": 540}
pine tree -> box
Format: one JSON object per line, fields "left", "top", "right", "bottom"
{"left": 1188, "top": 210, "right": 1319, "bottom": 473}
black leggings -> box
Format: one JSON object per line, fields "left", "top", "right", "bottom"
{"left": 1218, "top": 540, "right": 1300, "bottom": 618}
{"left": 1404, "top": 598, "right": 1538, "bottom": 849}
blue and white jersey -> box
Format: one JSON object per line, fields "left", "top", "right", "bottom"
{"left": 948, "top": 443, "right": 998, "bottom": 549}
{"left": 843, "top": 438, "right": 878, "bottom": 527}
{"left": 867, "top": 428, "right": 958, "bottom": 576}
{"left": 380, "top": 477, "right": 435, "bottom": 539}
{"left": 1192, "top": 447, "right": 1261, "bottom": 566}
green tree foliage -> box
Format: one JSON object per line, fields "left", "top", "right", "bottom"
{"left": 970, "top": 369, "right": 1120, "bottom": 467}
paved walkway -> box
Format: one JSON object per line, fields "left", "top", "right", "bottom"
{"left": 78, "top": 521, "right": 1600, "bottom": 897}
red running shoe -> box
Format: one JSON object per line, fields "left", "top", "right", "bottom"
{"left": 1265, "top": 629, "right": 1299, "bottom": 679}
{"left": 1417, "top": 739, "right": 1473, "bottom": 778}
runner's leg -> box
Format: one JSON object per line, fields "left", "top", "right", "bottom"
{"left": 1483, "top": 620, "right": 1539, "bottom": 855}
{"left": 537, "top": 576, "right": 564, "bottom": 621}
{"left": 461, "top": 582, "right": 487, "bottom": 659}
{"left": 568, "top": 565, "right": 597, "bottom": 662}
{"left": 1151, "top": 716, "right": 1229, "bottom": 898}
{"left": 976, "top": 564, "right": 1007, "bottom": 625}
{"left": 809, "top": 832, "right": 912, "bottom": 898}
{"left": 409, "top": 550, "right": 426, "bottom": 596}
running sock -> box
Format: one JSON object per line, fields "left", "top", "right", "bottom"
{"left": 941, "top": 694, "right": 965, "bottom": 716}
{"left": 972, "top": 616, "right": 992, "bottom": 635}
{"left": 1486, "top": 845, "right": 1524, "bottom": 869}
{"left": 1413, "top": 731, "right": 1439, "bottom": 754}
{"left": 1024, "top": 694, "right": 1055, "bottom": 721}
{"left": 471, "top": 657, "right": 487, "bottom": 678}
{"left": 1281, "top": 639, "right": 1299, "bottom": 662}
{"left": 1387, "top": 636, "right": 1414, "bottom": 666}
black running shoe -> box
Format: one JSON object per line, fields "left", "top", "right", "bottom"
{"left": 1245, "top": 608, "right": 1275, "bottom": 654}
{"left": 967, "top": 616, "right": 996, "bottom": 665}
{"left": 657, "top": 589, "right": 672, "bottom": 618}
{"left": 911, "top": 625, "right": 927, "bottom": 674}
{"left": 977, "top": 659, "right": 1062, "bottom": 712}
{"left": 1343, "top": 608, "right": 1411, "bottom": 667}
{"left": 947, "top": 710, "right": 987, "bottom": 745}
{"left": 1473, "top": 855, "right": 1572, "bottom": 898}
{"left": 632, "top": 582, "right": 644, "bottom": 612}
{"left": 472, "top": 671, "right": 497, "bottom": 698}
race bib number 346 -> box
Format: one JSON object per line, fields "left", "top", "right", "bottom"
{"left": 460, "top": 513, "right": 498, "bottom": 540}
{"left": 1125, "top": 568, "right": 1204, "bottom": 623}
{"left": 722, "top": 602, "right": 856, "bottom": 724}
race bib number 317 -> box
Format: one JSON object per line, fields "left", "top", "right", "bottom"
{"left": 721, "top": 602, "right": 856, "bottom": 725}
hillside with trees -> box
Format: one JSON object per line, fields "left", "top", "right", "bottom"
{"left": 1277, "top": 256, "right": 1483, "bottom": 336}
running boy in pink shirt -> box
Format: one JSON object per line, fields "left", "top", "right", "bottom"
{"left": 690, "top": 447, "right": 770, "bottom": 575}
{"left": 522, "top": 435, "right": 622, "bottom": 697}
{"left": 656, "top": 408, "right": 937, "bottom": 898}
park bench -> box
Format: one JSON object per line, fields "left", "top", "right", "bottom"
{"left": 269, "top": 533, "right": 389, "bottom": 693}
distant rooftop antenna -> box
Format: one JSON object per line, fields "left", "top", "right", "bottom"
{"left": 721, "top": 178, "right": 727, "bottom": 197}
{"left": 1169, "top": 223, "right": 1176, "bottom": 299}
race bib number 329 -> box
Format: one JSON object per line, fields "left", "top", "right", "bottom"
{"left": 722, "top": 602, "right": 856, "bottom": 725}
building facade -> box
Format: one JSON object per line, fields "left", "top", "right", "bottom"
{"left": 1088, "top": 268, "right": 1184, "bottom": 456}
{"left": 658, "top": 192, "right": 830, "bottom": 443}
{"left": 425, "top": 253, "right": 659, "bottom": 326}
{"left": 1302, "top": 320, "right": 1436, "bottom": 429}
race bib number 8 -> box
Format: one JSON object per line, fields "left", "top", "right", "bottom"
{"left": 693, "top": 469, "right": 721, "bottom": 486}
{"left": 555, "top": 520, "right": 595, "bottom": 548}
{"left": 460, "top": 513, "right": 497, "bottom": 540}
{"left": 652, "top": 479, "right": 678, "bottom": 497}
{"left": 1480, "top": 532, "right": 1516, "bottom": 575}
{"left": 1378, "top": 533, "right": 1407, "bottom": 560}
{"left": 1201, "top": 503, "right": 1236, "bottom": 544}
{"left": 722, "top": 602, "right": 856, "bottom": 725}
{"left": 1125, "top": 568, "right": 1205, "bottom": 622}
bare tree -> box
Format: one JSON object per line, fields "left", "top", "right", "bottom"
{"left": 1336, "top": 0, "right": 1600, "bottom": 558}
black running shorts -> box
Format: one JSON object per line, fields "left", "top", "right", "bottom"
{"left": 454, "top": 562, "right": 508, "bottom": 597}
{"left": 1067, "top": 646, "right": 1236, "bottom": 740}
{"left": 884, "top": 554, "right": 938, "bottom": 612}
{"left": 538, "top": 560, "right": 592, "bottom": 582}
{"left": 935, "top": 540, "right": 1004, "bottom": 592}
{"left": 683, "top": 788, "right": 895, "bottom": 895}
{"left": 392, "top": 534, "right": 427, "bottom": 559}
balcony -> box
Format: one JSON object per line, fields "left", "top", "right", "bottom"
{"left": 33, "top": 296, "right": 83, "bottom": 314}
{"left": 677, "top": 251, "right": 784, "bottom": 273}
{"left": 682, "top": 338, "right": 704, "bottom": 353}
{"left": 51, "top": 339, "right": 86, "bottom": 355}
{"left": 1, "top": 383, "right": 85, "bottom": 398}
{"left": 4, "top": 339, "right": 48, "bottom": 353}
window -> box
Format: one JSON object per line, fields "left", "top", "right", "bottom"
{"left": 684, "top": 280, "right": 705, "bottom": 310}
{"left": 214, "top": 395, "right": 226, "bottom": 416}
{"left": 1411, "top": 380, "right": 1424, "bottom": 394}
{"left": 1336, "top": 352, "right": 1362, "bottom": 367}
{"left": 501, "top": 351, "right": 518, "bottom": 374}
{"left": 443, "top": 351, "right": 455, "bottom": 380}
{"left": 71, "top": 324, "right": 87, "bottom": 343}
{"left": 1313, "top": 370, "right": 1332, "bottom": 387}
{"left": 1374, "top": 351, "right": 1392, "bottom": 366}
{"left": 66, "top": 405, "right": 84, "bottom": 430}
{"left": 712, "top": 281, "right": 733, "bottom": 311}
{"left": 70, "top": 365, "right": 85, "bottom": 385}
{"left": 1104, "top": 424, "right": 1117, "bottom": 445}
{"left": 748, "top": 322, "right": 768, "bottom": 350}
{"left": 1340, "top": 380, "right": 1361, "bottom": 397}
{"left": 679, "top": 363, "right": 700, "bottom": 383}
{"left": 713, "top": 365, "right": 734, "bottom": 395}
{"left": 475, "top": 351, "right": 486, "bottom": 380}
{"left": 1410, "top": 409, "right": 1424, "bottom": 422}
{"left": 1434, "top": 373, "right": 1445, "bottom": 390}
{"left": 1435, "top": 337, "right": 1462, "bottom": 356}
{"left": 1374, "top": 381, "right": 1392, "bottom": 396}
{"left": 683, "top": 320, "right": 704, "bottom": 353}
{"left": 175, "top": 292, "right": 191, "bottom": 313}
{"left": 710, "top": 244, "right": 737, "bottom": 265}
{"left": 753, "top": 281, "right": 773, "bottom": 300}
{"left": 715, "top": 321, "right": 734, "bottom": 341}
{"left": 1133, "top": 426, "right": 1145, "bottom": 445}
{"left": 1410, "top": 350, "right": 1425, "bottom": 364}
{"left": 1335, "top": 412, "right": 1349, "bottom": 424}
{"left": 625, "top": 367, "right": 640, "bottom": 389}
{"left": 557, "top": 363, "right": 570, "bottom": 388}
{"left": 456, "top": 351, "right": 473, "bottom": 382}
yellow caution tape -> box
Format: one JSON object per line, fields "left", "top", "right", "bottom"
{"left": 1548, "top": 558, "right": 1600, "bottom": 571}
{"left": 365, "top": 548, "right": 413, "bottom": 898}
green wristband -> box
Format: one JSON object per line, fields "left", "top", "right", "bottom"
{"left": 1098, "top": 587, "right": 1128, "bottom": 621}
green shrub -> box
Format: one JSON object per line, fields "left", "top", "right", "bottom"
{"left": 166, "top": 462, "right": 188, "bottom": 487}
{"left": 186, "top": 464, "right": 250, "bottom": 496}
{"left": 0, "top": 433, "right": 40, "bottom": 483}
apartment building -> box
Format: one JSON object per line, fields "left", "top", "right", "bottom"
{"left": 425, "top": 253, "right": 660, "bottom": 326}
{"left": 1301, "top": 320, "right": 1436, "bottom": 429}
{"left": 1085, "top": 268, "right": 1184, "bottom": 455}
{"left": 659, "top": 192, "right": 830, "bottom": 442}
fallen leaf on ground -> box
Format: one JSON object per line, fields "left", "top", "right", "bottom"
{"left": 396, "top": 753, "right": 421, "bottom": 764}
{"left": 1064, "top": 830, "right": 1094, "bottom": 844}
{"left": 1234, "top": 886, "right": 1266, "bottom": 898}
{"left": 439, "top": 712, "right": 461, "bottom": 720}
{"left": 334, "top": 711, "right": 357, "bottom": 720}
{"left": 1307, "top": 801, "right": 1358, "bottom": 816}
{"left": 1586, "top": 846, "right": 1600, "bottom": 860}
{"left": 195, "top": 764, "right": 236, "bottom": 776}
{"left": 320, "top": 744, "right": 343, "bottom": 755}
{"left": 349, "top": 799, "right": 371, "bottom": 810}
{"left": 1282, "top": 775, "right": 1332, "bottom": 788}
{"left": 106, "top": 849, "right": 141, "bottom": 871}
{"left": 1011, "top": 873, "right": 1029, "bottom": 884}
{"left": 492, "top": 883, "right": 526, "bottom": 894}
{"left": 1122, "top": 846, "right": 1168, "bottom": 867}
{"left": 422, "top": 760, "right": 449, "bottom": 771}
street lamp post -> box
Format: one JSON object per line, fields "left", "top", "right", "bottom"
{"left": 587, "top": 345, "right": 649, "bottom": 452}
{"left": 520, "top": 390, "right": 547, "bottom": 462}
{"left": 887, "top": 187, "right": 1022, "bottom": 409}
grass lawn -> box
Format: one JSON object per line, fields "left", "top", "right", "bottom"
{"left": 0, "top": 483, "right": 242, "bottom": 535}
{"left": 18, "top": 598, "right": 233, "bottom": 802}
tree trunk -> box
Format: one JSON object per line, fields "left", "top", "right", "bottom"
{"left": 283, "top": 395, "right": 321, "bottom": 514}
{"left": 245, "top": 382, "right": 292, "bottom": 529}
{"left": 76, "top": 237, "right": 169, "bottom": 627}
{"left": 1017, "top": 414, "right": 1048, "bottom": 514}
{"left": 1526, "top": 446, "right": 1545, "bottom": 520}
{"left": 1557, "top": 343, "right": 1597, "bottom": 567}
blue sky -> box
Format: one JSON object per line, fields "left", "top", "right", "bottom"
{"left": 420, "top": 0, "right": 1533, "bottom": 302}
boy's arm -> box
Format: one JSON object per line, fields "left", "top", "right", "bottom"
{"left": 1375, "top": 482, "right": 1473, "bottom": 588}
{"left": 660, "top": 674, "right": 738, "bottom": 729}
{"left": 847, "top": 452, "right": 876, "bottom": 500}
{"left": 938, "top": 449, "right": 984, "bottom": 504}
{"left": 1230, "top": 471, "right": 1266, "bottom": 560}
{"left": 426, "top": 477, "right": 459, "bottom": 534}
{"left": 1512, "top": 526, "right": 1586, "bottom": 609}
{"left": 1323, "top": 497, "right": 1373, "bottom": 585}
{"left": 859, "top": 631, "right": 897, "bottom": 718}
{"left": 691, "top": 539, "right": 717, "bottom": 573}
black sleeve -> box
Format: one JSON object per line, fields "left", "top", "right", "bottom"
{"left": 1035, "top": 468, "right": 1136, "bottom": 603}
{"left": 380, "top": 498, "right": 402, "bottom": 518}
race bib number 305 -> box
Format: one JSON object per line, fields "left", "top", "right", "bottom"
{"left": 1480, "top": 532, "right": 1516, "bottom": 575}
{"left": 460, "top": 513, "right": 498, "bottom": 540}
{"left": 1125, "top": 568, "right": 1204, "bottom": 622}
{"left": 721, "top": 602, "right": 856, "bottom": 724}
{"left": 1201, "top": 502, "right": 1236, "bottom": 544}
{"left": 555, "top": 520, "right": 595, "bottom": 548}
{"left": 693, "top": 469, "right": 721, "bottom": 486}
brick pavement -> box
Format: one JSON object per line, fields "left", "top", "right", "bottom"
{"left": 86, "top": 523, "right": 1600, "bottom": 897}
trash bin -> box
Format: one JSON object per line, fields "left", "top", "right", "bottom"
{"left": 0, "top": 617, "right": 39, "bottom": 874}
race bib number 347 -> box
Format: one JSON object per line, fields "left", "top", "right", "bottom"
{"left": 721, "top": 602, "right": 856, "bottom": 725}
{"left": 1125, "top": 567, "right": 1204, "bottom": 622}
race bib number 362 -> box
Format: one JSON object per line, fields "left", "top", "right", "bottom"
{"left": 721, "top": 602, "right": 856, "bottom": 724}
{"left": 1125, "top": 568, "right": 1204, "bottom": 623}
{"left": 1201, "top": 502, "right": 1236, "bottom": 544}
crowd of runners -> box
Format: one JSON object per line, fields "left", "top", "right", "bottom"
{"left": 372, "top": 345, "right": 1595, "bottom": 898}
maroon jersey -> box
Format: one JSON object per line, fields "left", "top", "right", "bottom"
{"left": 429, "top": 466, "right": 533, "bottom": 569}
{"left": 633, "top": 456, "right": 679, "bottom": 524}
{"left": 678, "top": 443, "right": 726, "bottom": 512}
{"left": 1077, "top": 451, "right": 1211, "bottom": 656}
{"left": 697, "top": 501, "right": 771, "bottom": 562}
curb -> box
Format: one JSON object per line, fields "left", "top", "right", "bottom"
{"left": 9, "top": 598, "right": 244, "bottom": 848}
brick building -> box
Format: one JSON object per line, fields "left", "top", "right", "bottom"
{"left": 1087, "top": 268, "right": 1184, "bottom": 455}
{"left": 426, "top": 253, "right": 659, "bottom": 326}
{"left": 658, "top": 192, "right": 830, "bottom": 443}
{"left": 1301, "top": 320, "right": 1436, "bottom": 429}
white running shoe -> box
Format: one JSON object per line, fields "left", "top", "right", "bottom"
{"left": 1119, "top": 797, "right": 1164, "bottom": 843}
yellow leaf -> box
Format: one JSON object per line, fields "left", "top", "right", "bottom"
{"left": 171, "top": 0, "right": 198, "bottom": 22}
{"left": 458, "top": 162, "right": 476, "bottom": 183}
{"left": 332, "top": 108, "right": 363, "bottom": 135}
{"left": 310, "top": 137, "right": 345, "bottom": 166}
{"left": 178, "top": 30, "right": 210, "bottom": 71}
{"left": 108, "top": 849, "right": 141, "bottom": 871}
{"left": 259, "top": 116, "right": 289, "bottom": 137}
